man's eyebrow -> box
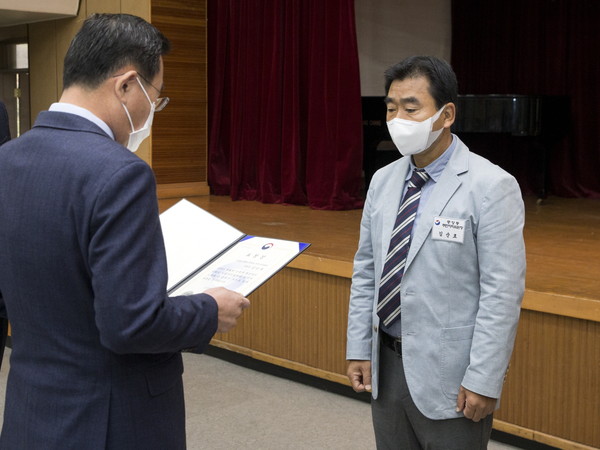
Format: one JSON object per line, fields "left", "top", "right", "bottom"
{"left": 400, "top": 96, "right": 421, "bottom": 106}
{"left": 384, "top": 96, "right": 422, "bottom": 106}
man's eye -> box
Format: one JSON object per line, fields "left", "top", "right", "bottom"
{"left": 405, "top": 109, "right": 417, "bottom": 114}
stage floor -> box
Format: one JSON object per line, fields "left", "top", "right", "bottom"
{"left": 159, "top": 195, "right": 600, "bottom": 304}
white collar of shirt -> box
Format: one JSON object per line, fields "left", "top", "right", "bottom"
{"left": 407, "top": 134, "right": 457, "bottom": 182}
{"left": 49, "top": 103, "right": 115, "bottom": 140}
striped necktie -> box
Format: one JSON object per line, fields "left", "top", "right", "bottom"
{"left": 377, "top": 168, "right": 430, "bottom": 327}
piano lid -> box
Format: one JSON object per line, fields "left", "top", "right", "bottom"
{"left": 453, "top": 94, "right": 544, "bottom": 137}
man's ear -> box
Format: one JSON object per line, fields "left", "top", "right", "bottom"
{"left": 113, "top": 70, "right": 138, "bottom": 103}
{"left": 442, "top": 102, "right": 456, "bottom": 128}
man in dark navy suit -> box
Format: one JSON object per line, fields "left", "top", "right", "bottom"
{"left": 0, "top": 14, "right": 249, "bottom": 449}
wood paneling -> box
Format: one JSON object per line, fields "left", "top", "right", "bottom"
{"left": 28, "top": 20, "right": 61, "bottom": 120}
{"left": 157, "top": 181, "right": 209, "bottom": 199}
{"left": 151, "top": 0, "right": 207, "bottom": 185}
{"left": 496, "top": 311, "right": 600, "bottom": 448}
{"left": 213, "top": 268, "right": 352, "bottom": 382}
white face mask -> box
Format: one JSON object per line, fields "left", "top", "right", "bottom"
{"left": 386, "top": 106, "right": 446, "bottom": 156}
{"left": 121, "top": 78, "right": 155, "bottom": 152}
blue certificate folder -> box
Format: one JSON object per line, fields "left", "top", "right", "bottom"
{"left": 160, "top": 199, "right": 310, "bottom": 297}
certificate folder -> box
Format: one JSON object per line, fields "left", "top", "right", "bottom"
{"left": 160, "top": 199, "right": 310, "bottom": 297}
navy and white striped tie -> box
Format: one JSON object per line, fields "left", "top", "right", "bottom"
{"left": 377, "top": 168, "right": 430, "bottom": 327}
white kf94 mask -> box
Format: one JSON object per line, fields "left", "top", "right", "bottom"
{"left": 386, "top": 106, "right": 446, "bottom": 156}
{"left": 121, "top": 78, "right": 155, "bottom": 152}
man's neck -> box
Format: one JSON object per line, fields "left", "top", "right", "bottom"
{"left": 59, "top": 87, "right": 106, "bottom": 119}
{"left": 412, "top": 130, "right": 453, "bottom": 168}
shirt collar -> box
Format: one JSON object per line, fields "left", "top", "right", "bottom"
{"left": 407, "top": 134, "right": 457, "bottom": 182}
{"left": 49, "top": 103, "right": 115, "bottom": 140}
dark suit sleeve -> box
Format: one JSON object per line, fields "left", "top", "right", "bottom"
{"left": 88, "top": 160, "right": 218, "bottom": 354}
{"left": 0, "top": 102, "right": 10, "bottom": 146}
{"left": 0, "top": 100, "right": 12, "bottom": 361}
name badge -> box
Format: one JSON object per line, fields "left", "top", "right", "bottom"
{"left": 432, "top": 217, "right": 466, "bottom": 244}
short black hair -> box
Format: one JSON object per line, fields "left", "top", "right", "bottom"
{"left": 384, "top": 56, "right": 458, "bottom": 109}
{"left": 63, "top": 13, "right": 170, "bottom": 90}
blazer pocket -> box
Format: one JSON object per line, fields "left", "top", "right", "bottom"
{"left": 144, "top": 353, "right": 184, "bottom": 397}
{"left": 440, "top": 325, "right": 475, "bottom": 399}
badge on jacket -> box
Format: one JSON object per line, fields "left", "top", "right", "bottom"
{"left": 432, "top": 217, "right": 466, "bottom": 243}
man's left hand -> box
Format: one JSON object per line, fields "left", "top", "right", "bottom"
{"left": 456, "top": 386, "right": 497, "bottom": 422}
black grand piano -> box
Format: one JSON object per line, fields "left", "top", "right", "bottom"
{"left": 362, "top": 94, "right": 568, "bottom": 199}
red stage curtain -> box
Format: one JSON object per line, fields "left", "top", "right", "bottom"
{"left": 208, "top": 0, "right": 364, "bottom": 210}
{"left": 451, "top": 0, "right": 600, "bottom": 198}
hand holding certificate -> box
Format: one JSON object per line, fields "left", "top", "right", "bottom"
{"left": 203, "top": 286, "right": 251, "bottom": 332}
{"left": 160, "top": 199, "right": 310, "bottom": 297}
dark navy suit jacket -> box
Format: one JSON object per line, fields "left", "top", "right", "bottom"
{"left": 0, "top": 111, "right": 219, "bottom": 449}
{"left": 0, "top": 101, "right": 10, "bottom": 368}
{"left": 0, "top": 101, "right": 9, "bottom": 145}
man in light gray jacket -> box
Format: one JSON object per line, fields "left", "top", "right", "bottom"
{"left": 346, "top": 56, "right": 525, "bottom": 449}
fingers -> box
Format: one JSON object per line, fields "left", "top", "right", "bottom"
{"left": 205, "top": 287, "right": 250, "bottom": 333}
{"left": 240, "top": 296, "right": 251, "bottom": 310}
{"left": 349, "top": 373, "right": 366, "bottom": 392}
{"left": 463, "top": 400, "right": 492, "bottom": 422}
{"left": 457, "top": 386, "right": 497, "bottom": 422}
{"left": 346, "top": 360, "right": 372, "bottom": 393}
{"left": 363, "top": 372, "right": 372, "bottom": 393}
{"left": 348, "top": 371, "right": 363, "bottom": 392}
{"left": 456, "top": 385, "right": 466, "bottom": 413}
{"left": 463, "top": 401, "right": 482, "bottom": 422}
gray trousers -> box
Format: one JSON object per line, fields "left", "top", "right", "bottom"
{"left": 371, "top": 344, "right": 493, "bottom": 450}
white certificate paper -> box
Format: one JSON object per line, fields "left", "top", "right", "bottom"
{"left": 160, "top": 199, "right": 245, "bottom": 291}
{"left": 170, "top": 236, "right": 310, "bottom": 296}
{"left": 160, "top": 199, "right": 310, "bottom": 296}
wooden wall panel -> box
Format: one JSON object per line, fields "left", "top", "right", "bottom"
{"left": 213, "top": 268, "right": 351, "bottom": 379}
{"left": 151, "top": 0, "right": 207, "bottom": 185}
{"left": 496, "top": 311, "right": 600, "bottom": 448}
{"left": 28, "top": 20, "right": 60, "bottom": 118}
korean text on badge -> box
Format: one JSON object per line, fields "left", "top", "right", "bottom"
{"left": 432, "top": 217, "right": 466, "bottom": 244}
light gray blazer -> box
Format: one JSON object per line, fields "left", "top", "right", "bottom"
{"left": 347, "top": 136, "right": 526, "bottom": 420}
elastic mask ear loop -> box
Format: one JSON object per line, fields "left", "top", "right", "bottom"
{"left": 430, "top": 105, "right": 446, "bottom": 127}
{"left": 121, "top": 103, "right": 135, "bottom": 132}
{"left": 121, "top": 77, "right": 152, "bottom": 133}
{"left": 135, "top": 77, "right": 153, "bottom": 105}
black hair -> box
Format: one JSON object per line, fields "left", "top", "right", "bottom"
{"left": 63, "top": 13, "right": 170, "bottom": 89}
{"left": 384, "top": 56, "right": 458, "bottom": 108}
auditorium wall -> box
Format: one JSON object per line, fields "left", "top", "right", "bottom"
{"left": 354, "top": 0, "right": 452, "bottom": 96}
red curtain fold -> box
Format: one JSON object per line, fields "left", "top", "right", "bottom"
{"left": 208, "top": 0, "right": 364, "bottom": 210}
{"left": 451, "top": 0, "right": 600, "bottom": 198}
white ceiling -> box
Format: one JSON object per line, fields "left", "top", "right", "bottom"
{"left": 0, "top": 0, "right": 79, "bottom": 28}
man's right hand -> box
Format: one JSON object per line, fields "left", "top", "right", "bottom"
{"left": 347, "top": 360, "right": 372, "bottom": 393}
{"left": 203, "top": 287, "right": 250, "bottom": 333}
